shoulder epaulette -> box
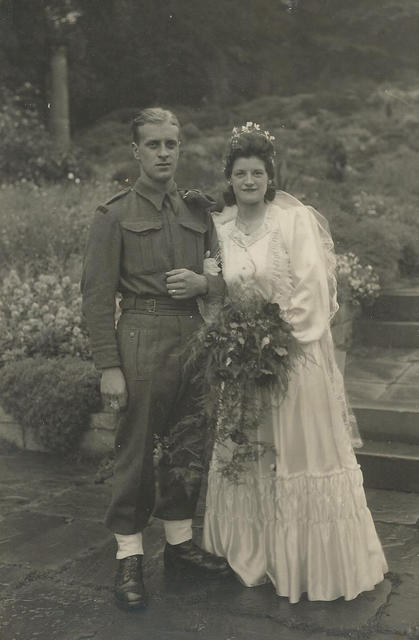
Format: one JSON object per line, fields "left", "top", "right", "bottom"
{"left": 181, "top": 189, "right": 216, "bottom": 212}
{"left": 105, "top": 188, "right": 132, "bottom": 206}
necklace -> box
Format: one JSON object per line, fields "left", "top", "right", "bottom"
{"left": 236, "top": 211, "right": 267, "bottom": 236}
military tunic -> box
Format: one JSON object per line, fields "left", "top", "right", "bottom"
{"left": 81, "top": 177, "right": 224, "bottom": 535}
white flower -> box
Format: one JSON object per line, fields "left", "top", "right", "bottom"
{"left": 67, "top": 172, "right": 75, "bottom": 180}
{"left": 65, "top": 10, "right": 81, "bottom": 25}
{"left": 261, "top": 336, "right": 270, "bottom": 349}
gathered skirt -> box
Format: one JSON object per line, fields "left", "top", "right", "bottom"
{"left": 203, "top": 335, "right": 388, "bottom": 603}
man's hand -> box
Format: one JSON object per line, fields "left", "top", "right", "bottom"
{"left": 166, "top": 269, "right": 208, "bottom": 299}
{"left": 100, "top": 367, "right": 128, "bottom": 411}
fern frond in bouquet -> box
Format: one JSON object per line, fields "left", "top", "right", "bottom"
{"left": 186, "top": 296, "right": 303, "bottom": 481}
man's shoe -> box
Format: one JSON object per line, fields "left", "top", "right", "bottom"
{"left": 114, "top": 554, "right": 148, "bottom": 610}
{"left": 164, "top": 540, "right": 232, "bottom": 577}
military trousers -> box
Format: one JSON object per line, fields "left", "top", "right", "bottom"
{"left": 104, "top": 306, "right": 206, "bottom": 535}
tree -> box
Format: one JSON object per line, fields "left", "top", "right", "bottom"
{"left": 44, "top": 0, "right": 81, "bottom": 152}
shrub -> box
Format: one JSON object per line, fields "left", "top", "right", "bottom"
{"left": 111, "top": 161, "right": 138, "bottom": 186}
{"left": 0, "top": 357, "right": 101, "bottom": 454}
{"left": 0, "top": 179, "right": 116, "bottom": 276}
{"left": 341, "top": 217, "right": 402, "bottom": 285}
{"left": 181, "top": 122, "right": 201, "bottom": 139}
{"left": 76, "top": 117, "right": 130, "bottom": 159}
{"left": 305, "top": 180, "right": 419, "bottom": 284}
{"left": 0, "top": 84, "right": 92, "bottom": 184}
{"left": 0, "top": 271, "right": 91, "bottom": 363}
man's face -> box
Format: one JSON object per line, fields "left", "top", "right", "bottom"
{"left": 132, "top": 122, "right": 180, "bottom": 185}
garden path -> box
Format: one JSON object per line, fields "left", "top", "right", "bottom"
{"left": 0, "top": 448, "right": 418, "bottom": 640}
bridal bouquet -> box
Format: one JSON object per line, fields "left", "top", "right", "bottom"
{"left": 187, "top": 296, "right": 302, "bottom": 481}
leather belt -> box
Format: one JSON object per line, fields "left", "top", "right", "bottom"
{"left": 120, "top": 296, "right": 199, "bottom": 315}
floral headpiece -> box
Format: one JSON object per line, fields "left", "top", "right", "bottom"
{"left": 230, "top": 122, "right": 276, "bottom": 150}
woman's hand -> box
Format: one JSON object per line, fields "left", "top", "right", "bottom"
{"left": 203, "top": 251, "right": 221, "bottom": 277}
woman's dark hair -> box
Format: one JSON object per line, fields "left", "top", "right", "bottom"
{"left": 223, "top": 131, "right": 277, "bottom": 206}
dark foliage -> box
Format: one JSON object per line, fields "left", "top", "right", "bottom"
{"left": 2, "top": 0, "right": 419, "bottom": 131}
{"left": 0, "top": 357, "right": 102, "bottom": 454}
{"left": 0, "top": 84, "right": 92, "bottom": 184}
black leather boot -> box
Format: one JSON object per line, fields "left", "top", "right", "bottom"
{"left": 164, "top": 540, "right": 232, "bottom": 577}
{"left": 114, "top": 554, "right": 148, "bottom": 610}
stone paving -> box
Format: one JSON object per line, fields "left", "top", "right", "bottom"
{"left": 1, "top": 448, "right": 419, "bottom": 640}
{"left": 346, "top": 346, "right": 419, "bottom": 409}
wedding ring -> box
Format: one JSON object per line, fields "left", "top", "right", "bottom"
{"left": 170, "top": 289, "right": 176, "bottom": 294}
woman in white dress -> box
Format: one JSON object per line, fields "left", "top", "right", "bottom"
{"left": 203, "top": 123, "right": 387, "bottom": 603}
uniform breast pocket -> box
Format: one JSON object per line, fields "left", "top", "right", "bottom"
{"left": 179, "top": 219, "right": 207, "bottom": 272}
{"left": 120, "top": 219, "right": 168, "bottom": 275}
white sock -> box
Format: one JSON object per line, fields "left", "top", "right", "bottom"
{"left": 115, "top": 532, "right": 144, "bottom": 560}
{"left": 163, "top": 519, "right": 193, "bottom": 545}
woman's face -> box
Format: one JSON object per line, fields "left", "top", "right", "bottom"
{"left": 230, "top": 156, "right": 269, "bottom": 208}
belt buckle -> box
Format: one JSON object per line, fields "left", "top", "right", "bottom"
{"left": 146, "top": 298, "right": 156, "bottom": 313}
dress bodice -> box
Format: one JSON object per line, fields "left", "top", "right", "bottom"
{"left": 214, "top": 204, "right": 293, "bottom": 312}
{"left": 212, "top": 193, "right": 338, "bottom": 345}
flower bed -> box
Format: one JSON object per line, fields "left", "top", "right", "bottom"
{"left": 0, "top": 270, "right": 116, "bottom": 457}
{"left": 0, "top": 270, "right": 90, "bottom": 364}
{"left": 332, "top": 252, "right": 381, "bottom": 354}
{"left": 336, "top": 252, "right": 381, "bottom": 307}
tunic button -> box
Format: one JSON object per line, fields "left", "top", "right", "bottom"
{"left": 129, "top": 331, "right": 135, "bottom": 337}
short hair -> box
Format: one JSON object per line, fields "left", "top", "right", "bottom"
{"left": 223, "top": 131, "right": 276, "bottom": 206}
{"left": 131, "top": 107, "right": 180, "bottom": 143}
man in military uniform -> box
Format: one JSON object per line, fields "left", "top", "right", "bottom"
{"left": 81, "top": 108, "right": 229, "bottom": 611}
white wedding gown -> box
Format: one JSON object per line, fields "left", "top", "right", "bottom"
{"left": 203, "top": 192, "right": 387, "bottom": 603}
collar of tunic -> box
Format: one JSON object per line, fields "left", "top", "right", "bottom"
{"left": 133, "top": 176, "right": 178, "bottom": 212}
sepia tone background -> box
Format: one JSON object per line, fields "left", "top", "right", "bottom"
{"left": 1, "top": 2, "right": 419, "bottom": 639}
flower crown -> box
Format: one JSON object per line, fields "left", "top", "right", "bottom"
{"left": 230, "top": 122, "right": 276, "bottom": 149}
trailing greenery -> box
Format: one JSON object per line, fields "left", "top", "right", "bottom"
{"left": 185, "top": 296, "right": 303, "bottom": 482}
{"left": 0, "top": 357, "right": 102, "bottom": 454}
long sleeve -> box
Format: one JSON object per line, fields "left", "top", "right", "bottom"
{"left": 282, "top": 207, "right": 331, "bottom": 344}
{"left": 81, "top": 208, "right": 122, "bottom": 370}
{"left": 204, "top": 211, "right": 225, "bottom": 299}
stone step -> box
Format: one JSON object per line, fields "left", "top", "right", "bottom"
{"left": 370, "top": 293, "right": 419, "bottom": 322}
{"left": 368, "top": 292, "right": 419, "bottom": 322}
{"left": 353, "top": 403, "right": 419, "bottom": 445}
{"left": 355, "top": 319, "right": 419, "bottom": 348}
{"left": 356, "top": 440, "right": 419, "bottom": 492}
